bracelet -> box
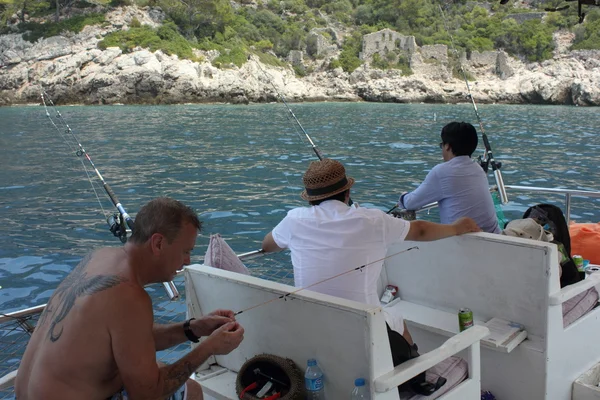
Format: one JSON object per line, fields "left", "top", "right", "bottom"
{"left": 183, "top": 318, "right": 200, "bottom": 343}
{"left": 399, "top": 193, "right": 408, "bottom": 208}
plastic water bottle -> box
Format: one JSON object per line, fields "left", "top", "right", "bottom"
{"left": 305, "top": 358, "right": 324, "bottom": 399}
{"left": 351, "top": 378, "right": 370, "bottom": 399}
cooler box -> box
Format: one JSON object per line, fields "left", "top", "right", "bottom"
{"left": 573, "top": 362, "right": 600, "bottom": 400}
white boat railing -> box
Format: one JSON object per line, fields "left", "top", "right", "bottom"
{"left": 0, "top": 305, "right": 45, "bottom": 326}
{"left": 505, "top": 185, "right": 600, "bottom": 225}
{"left": 396, "top": 185, "right": 600, "bottom": 225}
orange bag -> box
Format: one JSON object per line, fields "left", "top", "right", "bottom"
{"left": 569, "top": 222, "right": 600, "bottom": 264}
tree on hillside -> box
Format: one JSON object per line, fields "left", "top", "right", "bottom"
{"left": 158, "top": 0, "right": 234, "bottom": 39}
{"left": 0, "top": 0, "right": 49, "bottom": 24}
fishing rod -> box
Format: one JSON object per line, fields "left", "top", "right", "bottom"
{"left": 251, "top": 55, "right": 324, "bottom": 161}
{"left": 251, "top": 55, "right": 356, "bottom": 206}
{"left": 234, "top": 246, "right": 419, "bottom": 316}
{"left": 40, "top": 91, "right": 180, "bottom": 300}
{"left": 438, "top": 5, "right": 509, "bottom": 205}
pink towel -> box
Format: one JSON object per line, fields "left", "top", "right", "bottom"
{"left": 563, "top": 287, "right": 599, "bottom": 328}
{"left": 407, "top": 356, "right": 468, "bottom": 399}
{"left": 204, "top": 233, "right": 250, "bottom": 275}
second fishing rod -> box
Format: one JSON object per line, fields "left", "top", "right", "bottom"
{"left": 252, "top": 56, "right": 357, "bottom": 206}
{"left": 387, "top": 8, "right": 510, "bottom": 218}
{"left": 41, "top": 91, "right": 180, "bottom": 300}
{"left": 438, "top": 5, "right": 509, "bottom": 205}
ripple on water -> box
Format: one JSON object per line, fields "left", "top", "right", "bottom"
{"left": 1, "top": 103, "right": 599, "bottom": 369}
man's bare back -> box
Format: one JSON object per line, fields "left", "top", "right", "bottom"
{"left": 16, "top": 197, "right": 245, "bottom": 400}
{"left": 17, "top": 248, "right": 143, "bottom": 399}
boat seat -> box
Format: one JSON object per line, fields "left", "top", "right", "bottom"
{"left": 380, "top": 233, "right": 600, "bottom": 400}
{"left": 185, "top": 265, "right": 489, "bottom": 400}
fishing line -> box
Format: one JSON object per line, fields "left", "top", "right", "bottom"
{"left": 251, "top": 56, "right": 356, "bottom": 206}
{"left": 41, "top": 91, "right": 112, "bottom": 222}
{"left": 39, "top": 91, "right": 179, "bottom": 299}
{"left": 0, "top": 313, "right": 37, "bottom": 335}
{"left": 437, "top": 5, "right": 509, "bottom": 204}
{"left": 251, "top": 56, "right": 324, "bottom": 161}
{"left": 234, "top": 246, "right": 419, "bottom": 316}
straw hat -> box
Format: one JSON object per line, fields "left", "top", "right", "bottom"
{"left": 300, "top": 159, "right": 355, "bottom": 201}
{"left": 502, "top": 218, "right": 554, "bottom": 242}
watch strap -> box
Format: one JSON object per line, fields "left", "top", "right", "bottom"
{"left": 183, "top": 318, "right": 200, "bottom": 343}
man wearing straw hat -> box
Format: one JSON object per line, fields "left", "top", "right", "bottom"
{"left": 262, "top": 158, "right": 479, "bottom": 347}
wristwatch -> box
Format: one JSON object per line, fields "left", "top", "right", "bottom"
{"left": 183, "top": 318, "right": 200, "bottom": 343}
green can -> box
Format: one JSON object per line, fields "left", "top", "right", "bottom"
{"left": 458, "top": 308, "right": 474, "bottom": 332}
{"left": 573, "top": 255, "right": 584, "bottom": 272}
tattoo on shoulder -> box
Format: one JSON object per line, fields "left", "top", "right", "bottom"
{"left": 40, "top": 252, "right": 127, "bottom": 343}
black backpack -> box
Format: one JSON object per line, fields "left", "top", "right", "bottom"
{"left": 523, "top": 203, "right": 582, "bottom": 288}
{"left": 386, "top": 324, "right": 446, "bottom": 396}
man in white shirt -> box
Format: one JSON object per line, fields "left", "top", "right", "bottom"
{"left": 262, "top": 158, "right": 480, "bottom": 347}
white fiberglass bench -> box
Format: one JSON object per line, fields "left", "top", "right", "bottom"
{"left": 185, "top": 265, "right": 489, "bottom": 400}
{"left": 379, "top": 233, "right": 600, "bottom": 400}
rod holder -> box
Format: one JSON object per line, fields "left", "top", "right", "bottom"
{"left": 163, "top": 281, "right": 179, "bottom": 300}
{"left": 494, "top": 169, "right": 509, "bottom": 204}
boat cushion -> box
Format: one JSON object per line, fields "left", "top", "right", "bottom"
{"left": 569, "top": 222, "right": 600, "bottom": 265}
{"left": 563, "top": 287, "right": 599, "bottom": 328}
{"left": 204, "top": 234, "right": 250, "bottom": 275}
{"left": 404, "top": 356, "right": 468, "bottom": 399}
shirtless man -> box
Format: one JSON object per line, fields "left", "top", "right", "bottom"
{"left": 15, "top": 197, "right": 245, "bottom": 400}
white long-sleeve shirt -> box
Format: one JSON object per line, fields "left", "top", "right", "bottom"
{"left": 399, "top": 156, "right": 500, "bottom": 234}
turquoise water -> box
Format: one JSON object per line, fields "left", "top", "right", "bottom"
{"left": 1, "top": 102, "right": 599, "bottom": 393}
{"left": 1, "top": 102, "right": 600, "bottom": 314}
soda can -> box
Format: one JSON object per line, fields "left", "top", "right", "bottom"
{"left": 573, "top": 255, "right": 584, "bottom": 272}
{"left": 458, "top": 308, "right": 474, "bottom": 332}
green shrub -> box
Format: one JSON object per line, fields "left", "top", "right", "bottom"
{"left": 21, "top": 13, "right": 105, "bottom": 42}
{"left": 255, "top": 50, "right": 287, "bottom": 67}
{"left": 255, "top": 39, "right": 274, "bottom": 51}
{"left": 109, "top": 0, "right": 132, "bottom": 6}
{"left": 130, "top": 17, "right": 141, "bottom": 28}
{"left": 98, "top": 22, "right": 198, "bottom": 60}
{"left": 572, "top": 10, "right": 600, "bottom": 50}
{"left": 293, "top": 63, "right": 307, "bottom": 77}
{"left": 328, "top": 58, "right": 342, "bottom": 70}
{"left": 212, "top": 46, "right": 248, "bottom": 67}
{"left": 371, "top": 53, "right": 388, "bottom": 69}
{"left": 337, "top": 29, "right": 363, "bottom": 73}
{"left": 396, "top": 53, "right": 412, "bottom": 75}
{"left": 98, "top": 25, "right": 161, "bottom": 51}
{"left": 370, "top": 51, "right": 412, "bottom": 75}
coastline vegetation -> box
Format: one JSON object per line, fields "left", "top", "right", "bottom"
{"left": 1, "top": 0, "right": 599, "bottom": 72}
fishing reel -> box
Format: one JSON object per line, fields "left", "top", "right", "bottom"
{"left": 107, "top": 213, "right": 128, "bottom": 243}
{"left": 477, "top": 155, "right": 490, "bottom": 173}
{"left": 391, "top": 209, "right": 417, "bottom": 221}
{"left": 477, "top": 155, "right": 502, "bottom": 174}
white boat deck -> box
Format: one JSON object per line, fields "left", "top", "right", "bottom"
{"left": 2, "top": 232, "right": 600, "bottom": 399}
{"left": 185, "top": 264, "right": 488, "bottom": 399}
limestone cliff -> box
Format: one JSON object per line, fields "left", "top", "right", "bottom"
{"left": 1, "top": 6, "right": 598, "bottom": 106}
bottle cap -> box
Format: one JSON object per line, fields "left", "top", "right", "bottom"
{"left": 355, "top": 378, "right": 365, "bottom": 386}
{"left": 307, "top": 359, "right": 317, "bottom": 366}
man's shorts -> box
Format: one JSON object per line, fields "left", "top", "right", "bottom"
{"left": 110, "top": 383, "right": 187, "bottom": 400}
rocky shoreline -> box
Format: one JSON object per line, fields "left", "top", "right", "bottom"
{"left": 1, "top": 6, "right": 599, "bottom": 107}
